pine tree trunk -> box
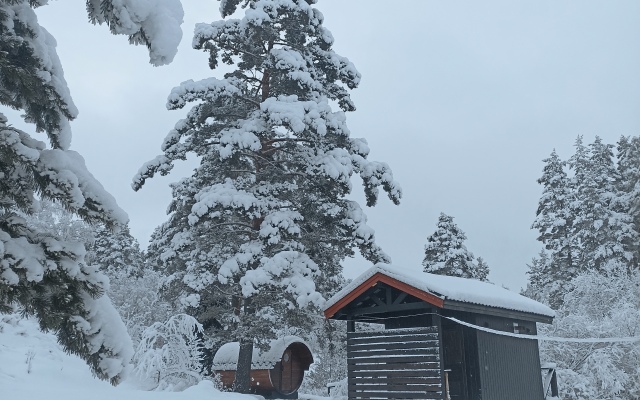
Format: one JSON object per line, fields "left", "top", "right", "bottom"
{"left": 232, "top": 338, "right": 254, "bottom": 393}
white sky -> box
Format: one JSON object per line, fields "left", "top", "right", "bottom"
{"left": 5, "top": 1, "right": 640, "bottom": 291}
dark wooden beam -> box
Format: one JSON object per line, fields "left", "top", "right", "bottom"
{"left": 324, "top": 273, "right": 445, "bottom": 319}
{"left": 393, "top": 292, "right": 408, "bottom": 305}
{"left": 347, "top": 318, "right": 355, "bottom": 333}
{"left": 349, "top": 301, "right": 431, "bottom": 316}
{"left": 371, "top": 294, "right": 386, "bottom": 307}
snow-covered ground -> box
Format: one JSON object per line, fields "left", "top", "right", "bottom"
{"left": 0, "top": 314, "right": 271, "bottom": 400}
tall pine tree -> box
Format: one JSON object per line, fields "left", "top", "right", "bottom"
{"left": 570, "top": 137, "right": 636, "bottom": 273}
{"left": 616, "top": 135, "right": 640, "bottom": 268}
{"left": 134, "top": 0, "right": 401, "bottom": 391}
{"left": 0, "top": 0, "right": 183, "bottom": 384}
{"left": 530, "top": 136, "right": 640, "bottom": 307}
{"left": 531, "top": 149, "right": 576, "bottom": 306}
{"left": 422, "top": 213, "right": 488, "bottom": 281}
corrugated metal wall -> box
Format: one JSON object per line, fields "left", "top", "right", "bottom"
{"left": 475, "top": 329, "right": 544, "bottom": 400}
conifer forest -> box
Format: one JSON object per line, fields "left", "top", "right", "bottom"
{"left": 1, "top": 1, "right": 639, "bottom": 400}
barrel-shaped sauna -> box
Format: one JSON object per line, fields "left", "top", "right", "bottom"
{"left": 212, "top": 336, "right": 313, "bottom": 398}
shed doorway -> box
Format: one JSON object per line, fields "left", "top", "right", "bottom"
{"left": 443, "top": 325, "right": 468, "bottom": 400}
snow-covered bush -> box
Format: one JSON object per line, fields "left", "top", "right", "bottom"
{"left": 133, "top": 314, "right": 204, "bottom": 391}
{"left": 539, "top": 271, "right": 640, "bottom": 400}
{"left": 108, "top": 268, "right": 173, "bottom": 346}
{"left": 299, "top": 319, "right": 347, "bottom": 396}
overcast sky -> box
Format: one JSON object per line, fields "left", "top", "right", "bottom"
{"left": 6, "top": 1, "right": 640, "bottom": 291}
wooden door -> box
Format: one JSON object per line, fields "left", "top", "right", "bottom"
{"left": 281, "top": 348, "right": 293, "bottom": 392}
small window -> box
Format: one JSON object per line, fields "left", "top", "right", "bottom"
{"left": 513, "top": 322, "right": 528, "bottom": 334}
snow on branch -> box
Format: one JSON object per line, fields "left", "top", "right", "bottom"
{"left": 240, "top": 251, "right": 323, "bottom": 308}
{"left": 86, "top": 0, "right": 184, "bottom": 66}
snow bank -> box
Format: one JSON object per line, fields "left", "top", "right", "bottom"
{"left": 0, "top": 314, "right": 256, "bottom": 400}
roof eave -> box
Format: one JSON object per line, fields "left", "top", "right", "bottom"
{"left": 443, "top": 299, "right": 554, "bottom": 324}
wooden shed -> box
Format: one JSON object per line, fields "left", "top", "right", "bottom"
{"left": 324, "top": 265, "right": 555, "bottom": 400}
{"left": 212, "top": 336, "right": 313, "bottom": 398}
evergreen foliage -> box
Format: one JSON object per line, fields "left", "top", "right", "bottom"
{"left": 300, "top": 319, "right": 347, "bottom": 396}
{"left": 531, "top": 149, "right": 576, "bottom": 306}
{"left": 422, "top": 213, "right": 489, "bottom": 281}
{"left": 530, "top": 136, "right": 640, "bottom": 306}
{"left": 530, "top": 136, "right": 640, "bottom": 399}
{"left": 90, "top": 225, "right": 145, "bottom": 276}
{"left": 538, "top": 271, "right": 640, "bottom": 400}
{"left": 0, "top": 0, "right": 182, "bottom": 384}
{"left": 135, "top": 0, "right": 401, "bottom": 392}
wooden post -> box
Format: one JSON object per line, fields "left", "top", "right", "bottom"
{"left": 347, "top": 318, "right": 355, "bottom": 333}
{"left": 444, "top": 370, "right": 452, "bottom": 400}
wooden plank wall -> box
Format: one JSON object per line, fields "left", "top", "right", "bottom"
{"left": 347, "top": 327, "right": 443, "bottom": 400}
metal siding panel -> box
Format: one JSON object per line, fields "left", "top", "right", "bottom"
{"left": 476, "top": 331, "right": 544, "bottom": 400}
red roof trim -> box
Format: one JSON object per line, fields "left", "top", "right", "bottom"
{"left": 324, "top": 272, "right": 445, "bottom": 319}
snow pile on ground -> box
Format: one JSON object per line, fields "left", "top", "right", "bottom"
{"left": 0, "top": 314, "right": 251, "bottom": 400}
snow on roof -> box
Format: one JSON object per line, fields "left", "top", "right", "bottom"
{"left": 325, "top": 264, "right": 555, "bottom": 318}
{"left": 212, "top": 336, "right": 308, "bottom": 371}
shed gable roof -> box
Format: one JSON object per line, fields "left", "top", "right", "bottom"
{"left": 324, "top": 264, "right": 555, "bottom": 323}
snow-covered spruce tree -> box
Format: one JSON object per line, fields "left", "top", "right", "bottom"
{"left": 569, "top": 136, "right": 637, "bottom": 274}
{"left": 616, "top": 135, "right": 640, "bottom": 268}
{"left": 89, "top": 225, "right": 173, "bottom": 345}
{"left": 522, "top": 250, "right": 552, "bottom": 303}
{"left": 531, "top": 149, "right": 577, "bottom": 306}
{"left": 422, "top": 213, "right": 488, "bottom": 281}
{"left": 89, "top": 224, "right": 145, "bottom": 277}
{"left": 474, "top": 256, "right": 489, "bottom": 282}
{"left": 134, "top": 0, "right": 401, "bottom": 392}
{"left": 0, "top": 0, "right": 183, "bottom": 384}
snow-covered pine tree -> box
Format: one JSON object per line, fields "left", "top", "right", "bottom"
{"left": 616, "top": 135, "right": 640, "bottom": 268}
{"left": 570, "top": 137, "right": 637, "bottom": 273}
{"left": 134, "top": 0, "right": 401, "bottom": 392}
{"left": 422, "top": 213, "right": 488, "bottom": 280}
{"left": 531, "top": 149, "right": 577, "bottom": 306}
{"left": 89, "top": 225, "right": 173, "bottom": 345}
{"left": 90, "top": 225, "right": 145, "bottom": 277}
{"left": 474, "top": 256, "right": 490, "bottom": 282}
{"left": 0, "top": 0, "right": 183, "bottom": 384}
{"left": 522, "top": 250, "right": 552, "bottom": 303}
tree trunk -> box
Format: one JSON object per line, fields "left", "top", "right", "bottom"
{"left": 232, "top": 39, "right": 272, "bottom": 394}
{"left": 232, "top": 338, "right": 254, "bottom": 393}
